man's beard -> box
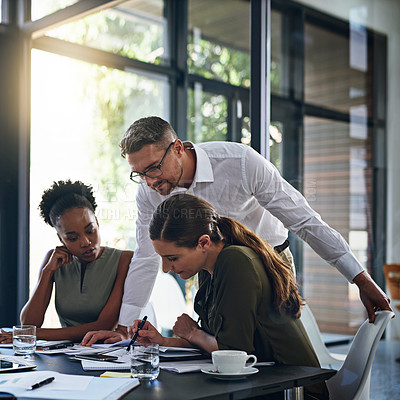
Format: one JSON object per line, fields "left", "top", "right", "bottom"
{"left": 151, "top": 167, "right": 183, "bottom": 195}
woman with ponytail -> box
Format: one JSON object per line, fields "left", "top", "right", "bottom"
{"left": 0, "top": 180, "right": 132, "bottom": 343}
{"left": 131, "top": 193, "right": 328, "bottom": 399}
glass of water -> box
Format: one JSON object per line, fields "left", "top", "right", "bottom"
{"left": 130, "top": 343, "right": 159, "bottom": 381}
{"left": 12, "top": 325, "right": 36, "bottom": 355}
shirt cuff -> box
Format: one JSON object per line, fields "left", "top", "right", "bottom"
{"left": 118, "top": 303, "right": 143, "bottom": 327}
{"left": 334, "top": 251, "right": 365, "bottom": 282}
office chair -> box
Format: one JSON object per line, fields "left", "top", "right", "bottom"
{"left": 300, "top": 303, "right": 347, "bottom": 367}
{"left": 149, "top": 271, "right": 187, "bottom": 336}
{"left": 383, "top": 264, "right": 400, "bottom": 339}
{"left": 139, "top": 301, "right": 158, "bottom": 330}
{"left": 326, "top": 310, "right": 394, "bottom": 400}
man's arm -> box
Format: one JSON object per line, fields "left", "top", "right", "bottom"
{"left": 245, "top": 147, "right": 392, "bottom": 320}
{"left": 82, "top": 187, "right": 161, "bottom": 345}
{"left": 118, "top": 186, "right": 161, "bottom": 327}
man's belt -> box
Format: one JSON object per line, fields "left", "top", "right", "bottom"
{"left": 274, "top": 239, "right": 290, "bottom": 254}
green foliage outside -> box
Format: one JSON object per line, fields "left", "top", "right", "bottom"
{"left": 187, "top": 89, "right": 228, "bottom": 143}
{"left": 37, "top": 6, "right": 167, "bottom": 249}
{"left": 188, "top": 35, "right": 250, "bottom": 88}
{"left": 46, "top": 6, "right": 165, "bottom": 64}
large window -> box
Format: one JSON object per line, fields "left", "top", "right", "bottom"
{"left": 43, "top": 1, "right": 167, "bottom": 65}
{"left": 0, "top": 0, "right": 388, "bottom": 334}
{"left": 188, "top": 0, "right": 250, "bottom": 88}
{"left": 31, "top": 0, "right": 79, "bottom": 21}
{"left": 28, "top": 0, "right": 254, "bottom": 325}
{"left": 303, "top": 117, "right": 371, "bottom": 332}
{"left": 302, "top": 14, "right": 380, "bottom": 333}
{"left": 30, "top": 48, "right": 168, "bottom": 325}
{"left": 187, "top": 0, "right": 250, "bottom": 144}
{"left": 29, "top": 0, "right": 171, "bottom": 325}
{"left": 271, "top": 2, "right": 387, "bottom": 334}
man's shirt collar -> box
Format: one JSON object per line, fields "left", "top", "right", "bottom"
{"left": 185, "top": 141, "right": 214, "bottom": 185}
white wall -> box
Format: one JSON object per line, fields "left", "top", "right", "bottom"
{"left": 295, "top": 0, "right": 400, "bottom": 263}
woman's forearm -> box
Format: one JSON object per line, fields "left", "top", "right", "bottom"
{"left": 161, "top": 336, "right": 197, "bottom": 348}
{"left": 36, "top": 317, "right": 118, "bottom": 341}
{"left": 185, "top": 328, "right": 219, "bottom": 354}
{"left": 20, "top": 268, "right": 54, "bottom": 326}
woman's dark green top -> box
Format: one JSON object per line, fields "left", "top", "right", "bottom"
{"left": 195, "top": 245, "right": 321, "bottom": 365}
{"left": 195, "top": 245, "right": 328, "bottom": 398}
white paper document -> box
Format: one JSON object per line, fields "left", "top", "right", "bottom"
{"left": 159, "top": 359, "right": 214, "bottom": 373}
{"left": 0, "top": 370, "right": 139, "bottom": 400}
{"left": 0, "top": 355, "right": 36, "bottom": 367}
{"left": 92, "top": 339, "right": 130, "bottom": 349}
{"left": 81, "top": 349, "right": 130, "bottom": 371}
{"left": 80, "top": 347, "right": 207, "bottom": 371}
{"left": 159, "top": 346, "right": 202, "bottom": 353}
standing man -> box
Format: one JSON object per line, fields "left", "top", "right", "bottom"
{"left": 81, "top": 116, "right": 391, "bottom": 345}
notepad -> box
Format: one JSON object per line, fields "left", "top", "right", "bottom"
{"left": 81, "top": 349, "right": 131, "bottom": 371}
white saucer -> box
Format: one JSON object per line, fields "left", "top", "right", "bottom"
{"left": 201, "top": 367, "right": 259, "bottom": 380}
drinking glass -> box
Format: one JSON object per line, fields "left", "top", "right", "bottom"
{"left": 130, "top": 343, "right": 159, "bottom": 381}
{"left": 12, "top": 325, "right": 36, "bottom": 355}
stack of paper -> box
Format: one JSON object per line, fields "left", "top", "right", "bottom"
{"left": 159, "top": 346, "right": 203, "bottom": 358}
{"left": 80, "top": 346, "right": 209, "bottom": 371}
{"left": 36, "top": 340, "right": 74, "bottom": 351}
{"left": 159, "top": 359, "right": 214, "bottom": 373}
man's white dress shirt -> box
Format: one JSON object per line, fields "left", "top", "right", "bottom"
{"left": 118, "top": 141, "right": 364, "bottom": 326}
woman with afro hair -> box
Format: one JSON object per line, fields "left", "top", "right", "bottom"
{"left": 0, "top": 180, "right": 132, "bottom": 343}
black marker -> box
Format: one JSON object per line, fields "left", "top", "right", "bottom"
{"left": 127, "top": 316, "right": 147, "bottom": 351}
{"left": 30, "top": 376, "right": 55, "bottom": 390}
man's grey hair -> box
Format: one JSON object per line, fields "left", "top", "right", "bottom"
{"left": 119, "top": 116, "right": 178, "bottom": 158}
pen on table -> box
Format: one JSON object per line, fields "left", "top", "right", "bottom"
{"left": 29, "top": 376, "right": 55, "bottom": 390}
{"left": 39, "top": 343, "right": 72, "bottom": 350}
{"left": 127, "top": 316, "right": 147, "bottom": 352}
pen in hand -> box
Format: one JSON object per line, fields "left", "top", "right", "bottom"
{"left": 127, "top": 315, "right": 147, "bottom": 352}
{"left": 30, "top": 376, "right": 55, "bottom": 390}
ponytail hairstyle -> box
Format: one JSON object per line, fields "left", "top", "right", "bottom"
{"left": 38, "top": 180, "right": 97, "bottom": 228}
{"left": 149, "top": 194, "right": 303, "bottom": 318}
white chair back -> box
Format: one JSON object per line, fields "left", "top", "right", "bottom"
{"left": 149, "top": 272, "right": 187, "bottom": 333}
{"left": 300, "top": 303, "right": 346, "bottom": 366}
{"left": 326, "top": 310, "right": 394, "bottom": 400}
{"left": 139, "top": 301, "right": 158, "bottom": 330}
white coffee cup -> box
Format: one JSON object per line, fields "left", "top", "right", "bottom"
{"left": 212, "top": 350, "right": 257, "bottom": 374}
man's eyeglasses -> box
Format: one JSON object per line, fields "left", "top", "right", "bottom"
{"left": 130, "top": 141, "right": 175, "bottom": 184}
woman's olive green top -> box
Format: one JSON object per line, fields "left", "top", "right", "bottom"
{"left": 195, "top": 245, "right": 328, "bottom": 399}
{"left": 53, "top": 246, "right": 122, "bottom": 328}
